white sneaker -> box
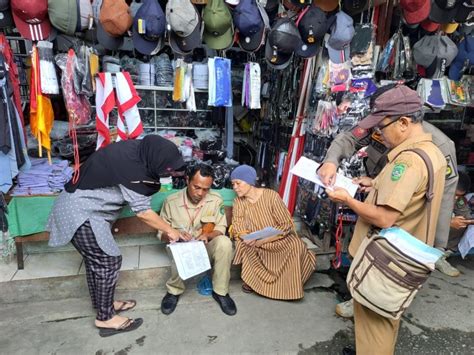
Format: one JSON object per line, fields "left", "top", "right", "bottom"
{"left": 335, "top": 299, "right": 354, "bottom": 318}
{"left": 435, "top": 257, "right": 460, "bottom": 277}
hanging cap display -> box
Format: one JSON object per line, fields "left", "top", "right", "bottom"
{"left": 400, "top": 0, "right": 431, "bottom": 24}
{"left": 167, "top": 0, "right": 202, "bottom": 55}
{"left": 11, "top": 0, "right": 51, "bottom": 41}
{"left": 326, "top": 11, "right": 355, "bottom": 63}
{"left": 100, "top": 0, "right": 133, "bottom": 37}
{"left": 234, "top": 0, "right": 270, "bottom": 52}
{"left": 295, "top": 6, "right": 328, "bottom": 58}
{"left": 429, "top": 0, "right": 462, "bottom": 23}
{"left": 413, "top": 34, "right": 458, "bottom": 78}
{"left": 132, "top": 0, "right": 166, "bottom": 55}
{"left": 448, "top": 35, "right": 474, "bottom": 80}
{"left": 202, "top": 0, "right": 235, "bottom": 50}
{"left": 0, "top": 0, "right": 13, "bottom": 29}
{"left": 265, "top": 17, "right": 300, "bottom": 69}
{"left": 92, "top": 0, "right": 124, "bottom": 50}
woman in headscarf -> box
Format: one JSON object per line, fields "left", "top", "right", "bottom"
{"left": 230, "top": 165, "right": 316, "bottom": 300}
{"left": 47, "top": 135, "right": 185, "bottom": 337}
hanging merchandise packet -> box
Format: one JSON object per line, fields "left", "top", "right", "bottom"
{"left": 214, "top": 57, "right": 232, "bottom": 107}
{"left": 37, "top": 41, "right": 59, "bottom": 95}
{"left": 249, "top": 62, "right": 261, "bottom": 109}
{"left": 208, "top": 58, "right": 216, "bottom": 106}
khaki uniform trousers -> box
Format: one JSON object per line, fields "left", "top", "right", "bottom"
{"left": 354, "top": 300, "right": 401, "bottom": 355}
{"left": 166, "top": 235, "right": 233, "bottom": 296}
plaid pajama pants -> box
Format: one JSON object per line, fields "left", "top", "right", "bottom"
{"left": 71, "top": 220, "right": 122, "bottom": 321}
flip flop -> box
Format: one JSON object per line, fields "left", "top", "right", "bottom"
{"left": 97, "top": 318, "right": 143, "bottom": 337}
{"left": 242, "top": 283, "right": 254, "bottom": 294}
{"left": 115, "top": 299, "right": 137, "bottom": 313}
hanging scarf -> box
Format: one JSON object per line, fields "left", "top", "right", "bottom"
{"left": 65, "top": 135, "right": 184, "bottom": 196}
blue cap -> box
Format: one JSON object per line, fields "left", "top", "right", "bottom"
{"left": 234, "top": 0, "right": 270, "bottom": 52}
{"left": 231, "top": 164, "right": 257, "bottom": 186}
{"left": 448, "top": 35, "right": 474, "bottom": 81}
{"left": 132, "top": 0, "right": 166, "bottom": 55}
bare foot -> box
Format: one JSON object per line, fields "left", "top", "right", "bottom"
{"left": 95, "top": 315, "right": 131, "bottom": 329}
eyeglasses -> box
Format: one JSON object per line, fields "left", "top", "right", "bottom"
{"left": 373, "top": 117, "right": 400, "bottom": 135}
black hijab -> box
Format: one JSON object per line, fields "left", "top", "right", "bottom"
{"left": 65, "top": 135, "right": 185, "bottom": 196}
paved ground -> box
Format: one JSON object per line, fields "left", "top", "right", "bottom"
{"left": 0, "top": 255, "right": 473, "bottom": 355}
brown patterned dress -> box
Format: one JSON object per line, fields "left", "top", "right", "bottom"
{"left": 232, "top": 189, "right": 316, "bottom": 300}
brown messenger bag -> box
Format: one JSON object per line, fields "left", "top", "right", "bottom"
{"left": 346, "top": 148, "right": 437, "bottom": 320}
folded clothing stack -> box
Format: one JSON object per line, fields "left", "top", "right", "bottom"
{"left": 11, "top": 158, "right": 73, "bottom": 196}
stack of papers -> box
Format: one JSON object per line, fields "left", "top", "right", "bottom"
{"left": 168, "top": 241, "right": 211, "bottom": 280}
{"left": 242, "top": 227, "right": 282, "bottom": 241}
{"left": 379, "top": 227, "right": 444, "bottom": 269}
{"left": 290, "top": 156, "right": 358, "bottom": 197}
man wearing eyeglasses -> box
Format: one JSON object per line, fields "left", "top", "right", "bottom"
{"left": 324, "top": 85, "right": 447, "bottom": 355}
{"left": 319, "top": 85, "right": 459, "bottom": 284}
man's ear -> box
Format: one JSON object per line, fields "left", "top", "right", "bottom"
{"left": 399, "top": 116, "right": 411, "bottom": 131}
{"left": 185, "top": 176, "right": 190, "bottom": 185}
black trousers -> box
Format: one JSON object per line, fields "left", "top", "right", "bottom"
{"left": 71, "top": 221, "right": 122, "bottom": 321}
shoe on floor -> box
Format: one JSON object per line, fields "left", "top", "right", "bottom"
{"left": 335, "top": 299, "right": 354, "bottom": 318}
{"left": 161, "top": 293, "right": 180, "bottom": 315}
{"left": 97, "top": 318, "right": 143, "bottom": 337}
{"left": 435, "top": 257, "right": 460, "bottom": 277}
{"left": 212, "top": 291, "right": 237, "bottom": 316}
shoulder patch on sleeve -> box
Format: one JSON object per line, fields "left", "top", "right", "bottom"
{"left": 219, "top": 204, "right": 225, "bottom": 215}
{"left": 352, "top": 126, "right": 369, "bottom": 139}
{"left": 391, "top": 163, "right": 407, "bottom": 181}
{"left": 445, "top": 155, "right": 458, "bottom": 180}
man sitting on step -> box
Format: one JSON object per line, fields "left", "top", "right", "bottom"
{"left": 158, "top": 163, "right": 236, "bottom": 316}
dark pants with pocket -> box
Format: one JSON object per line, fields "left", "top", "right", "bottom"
{"left": 71, "top": 221, "right": 122, "bottom": 321}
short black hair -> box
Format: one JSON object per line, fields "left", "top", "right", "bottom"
{"left": 187, "top": 163, "right": 214, "bottom": 181}
{"left": 457, "top": 171, "right": 471, "bottom": 193}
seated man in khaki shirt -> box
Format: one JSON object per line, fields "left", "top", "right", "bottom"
{"left": 158, "top": 164, "right": 236, "bottom": 316}
{"left": 326, "top": 85, "right": 447, "bottom": 355}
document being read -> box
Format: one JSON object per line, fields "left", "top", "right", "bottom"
{"left": 168, "top": 241, "right": 211, "bottom": 280}
{"left": 242, "top": 227, "right": 282, "bottom": 241}
{"left": 458, "top": 225, "right": 474, "bottom": 259}
{"left": 290, "top": 156, "right": 359, "bottom": 197}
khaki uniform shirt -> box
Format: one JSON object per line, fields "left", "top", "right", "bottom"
{"left": 158, "top": 189, "right": 227, "bottom": 240}
{"left": 349, "top": 133, "right": 447, "bottom": 257}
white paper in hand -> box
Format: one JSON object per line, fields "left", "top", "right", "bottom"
{"left": 168, "top": 241, "right": 211, "bottom": 280}
{"left": 242, "top": 227, "right": 282, "bottom": 241}
{"left": 290, "top": 156, "right": 359, "bottom": 197}
{"left": 458, "top": 225, "right": 474, "bottom": 259}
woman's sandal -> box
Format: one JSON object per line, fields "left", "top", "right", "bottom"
{"left": 97, "top": 318, "right": 143, "bottom": 337}
{"left": 242, "top": 283, "right": 254, "bottom": 294}
{"left": 115, "top": 300, "right": 137, "bottom": 313}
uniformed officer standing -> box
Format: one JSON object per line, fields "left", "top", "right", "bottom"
{"left": 326, "top": 85, "right": 447, "bottom": 355}
{"left": 318, "top": 84, "right": 459, "bottom": 317}
{"left": 159, "top": 164, "right": 236, "bottom": 316}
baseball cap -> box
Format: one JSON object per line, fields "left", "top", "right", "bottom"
{"left": 343, "top": 0, "right": 368, "bottom": 15}
{"left": 313, "top": 0, "right": 339, "bottom": 12}
{"left": 265, "top": 17, "right": 300, "bottom": 70}
{"left": 202, "top": 0, "right": 234, "bottom": 50}
{"left": 166, "top": 0, "right": 202, "bottom": 55}
{"left": 77, "top": 0, "right": 93, "bottom": 32}
{"left": 11, "top": 0, "right": 51, "bottom": 41}
{"left": 459, "top": 21, "right": 474, "bottom": 34}
{"left": 413, "top": 34, "right": 458, "bottom": 78}
{"left": 132, "top": 0, "right": 166, "bottom": 55}
{"left": 92, "top": 0, "right": 124, "bottom": 50}
{"left": 400, "top": 0, "right": 431, "bottom": 24}
{"left": 420, "top": 18, "right": 441, "bottom": 31}
{"left": 441, "top": 22, "right": 459, "bottom": 32}
{"left": 100, "top": 0, "right": 132, "bottom": 37}
{"left": 295, "top": 6, "right": 327, "bottom": 58}
{"left": 48, "top": 0, "right": 78, "bottom": 36}
{"left": 358, "top": 85, "right": 423, "bottom": 129}
{"left": 0, "top": 0, "right": 13, "bottom": 28}
{"left": 234, "top": 0, "right": 270, "bottom": 52}
{"left": 326, "top": 11, "right": 354, "bottom": 63}
{"left": 430, "top": 0, "right": 462, "bottom": 23}
{"left": 448, "top": 35, "right": 474, "bottom": 80}
{"left": 455, "top": 1, "right": 474, "bottom": 23}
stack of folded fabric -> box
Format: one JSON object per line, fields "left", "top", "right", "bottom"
{"left": 102, "top": 56, "right": 121, "bottom": 73}
{"left": 11, "top": 158, "right": 73, "bottom": 196}
{"left": 138, "top": 62, "right": 155, "bottom": 86}
{"left": 153, "top": 54, "right": 174, "bottom": 87}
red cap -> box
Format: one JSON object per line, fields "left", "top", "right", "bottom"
{"left": 420, "top": 18, "right": 440, "bottom": 32}
{"left": 400, "top": 0, "right": 431, "bottom": 24}
{"left": 11, "top": 0, "right": 51, "bottom": 41}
